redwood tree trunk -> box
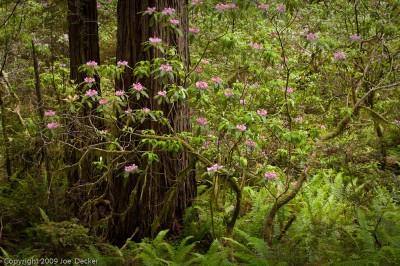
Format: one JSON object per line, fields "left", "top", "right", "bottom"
{"left": 110, "top": 0, "right": 196, "bottom": 244}
{"left": 68, "top": 0, "right": 100, "bottom": 88}
{"left": 66, "top": 0, "right": 102, "bottom": 216}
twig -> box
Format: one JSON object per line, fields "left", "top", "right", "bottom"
{"left": 120, "top": 227, "right": 140, "bottom": 251}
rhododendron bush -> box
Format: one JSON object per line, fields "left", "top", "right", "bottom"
{"left": 0, "top": 0, "right": 399, "bottom": 264}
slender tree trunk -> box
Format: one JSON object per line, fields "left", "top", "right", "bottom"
{"left": 110, "top": 0, "right": 196, "bottom": 244}
{"left": 0, "top": 71, "right": 12, "bottom": 180}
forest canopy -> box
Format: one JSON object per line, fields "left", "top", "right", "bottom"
{"left": 0, "top": 0, "right": 400, "bottom": 265}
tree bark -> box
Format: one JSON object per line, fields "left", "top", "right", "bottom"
{"left": 66, "top": 0, "right": 102, "bottom": 217}
{"left": 110, "top": 0, "right": 196, "bottom": 244}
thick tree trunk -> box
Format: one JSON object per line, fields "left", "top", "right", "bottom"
{"left": 66, "top": 0, "right": 102, "bottom": 217}
{"left": 110, "top": 0, "right": 196, "bottom": 244}
{"left": 67, "top": 0, "right": 100, "bottom": 88}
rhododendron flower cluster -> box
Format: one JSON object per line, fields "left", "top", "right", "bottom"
{"left": 170, "top": 19, "right": 180, "bottom": 25}
{"left": 306, "top": 33, "right": 318, "bottom": 41}
{"left": 236, "top": 124, "right": 246, "bottom": 131}
{"left": 224, "top": 88, "right": 234, "bottom": 97}
{"left": 162, "top": 7, "right": 175, "bottom": 15}
{"left": 215, "top": 3, "right": 236, "bottom": 10}
{"left": 207, "top": 164, "right": 223, "bottom": 172}
{"left": 117, "top": 60, "right": 128, "bottom": 66}
{"left": 149, "top": 37, "right": 162, "bottom": 44}
{"left": 276, "top": 4, "right": 286, "bottom": 12}
{"left": 334, "top": 52, "right": 347, "bottom": 60}
{"left": 145, "top": 7, "right": 156, "bottom": 14}
{"left": 85, "top": 89, "right": 98, "bottom": 96}
{"left": 86, "top": 60, "right": 97, "bottom": 67}
{"left": 257, "top": 109, "right": 268, "bottom": 116}
{"left": 84, "top": 77, "right": 95, "bottom": 83}
{"left": 265, "top": 172, "right": 277, "bottom": 179}
{"left": 115, "top": 90, "right": 125, "bottom": 96}
{"left": 158, "top": 91, "right": 167, "bottom": 96}
{"left": 196, "top": 118, "right": 207, "bottom": 126}
{"left": 211, "top": 77, "right": 222, "bottom": 83}
{"left": 189, "top": 28, "right": 200, "bottom": 34}
{"left": 294, "top": 117, "right": 303, "bottom": 123}
{"left": 350, "top": 34, "right": 361, "bottom": 41}
{"left": 47, "top": 122, "right": 60, "bottom": 129}
{"left": 196, "top": 81, "right": 208, "bottom": 89}
{"left": 125, "top": 163, "right": 138, "bottom": 173}
{"left": 44, "top": 110, "right": 56, "bottom": 117}
{"left": 245, "top": 140, "right": 256, "bottom": 147}
{"left": 99, "top": 98, "right": 108, "bottom": 105}
{"left": 159, "top": 64, "right": 173, "bottom": 72}
{"left": 249, "top": 42, "right": 262, "bottom": 50}
{"left": 133, "top": 82, "right": 143, "bottom": 91}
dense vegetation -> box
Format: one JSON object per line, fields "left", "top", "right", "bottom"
{"left": 1, "top": 0, "right": 399, "bottom": 265}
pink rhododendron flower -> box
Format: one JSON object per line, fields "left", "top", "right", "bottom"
{"left": 245, "top": 140, "right": 256, "bottom": 147}
{"left": 44, "top": 110, "right": 56, "bottom": 117}
{"left": 158, "top": 91, "right": 167, "bottom": 96}
{"left": 306, "top": 33, "right": 318, "bottom": 41}
{"left": 319, "top": 124, "right": 326, "bottom": 129}
{"left": 196, "top": 117, "right": 207, "bottom": 126}
{"left": 334, "top": 52, "right": 347, "bottom": 60}
{"left": 47, "top": 122, "right": 60, "bottom": 129}
{"left": 117, "top": 60, "right": 128, "bottom": 66}
{"left": 215, "top": 3, "right": 236, "bottom": 10}
{"left": 224, "top": 88, "right": 234, "bottom": 97}
{"left": 125, "top": 108, "right": 132, "bottom": 114}
{"left": 249, "top": 42, "right": 262, "bottom": 50}
{"left": 86, "top": 60, "right": 97, "bottom": 67}
{"left": 189, "top": 27, "right": 200, "bottom": 34}
{"left": 239, "top": 99, "right": 247, "bottom": 104}
{"left": 211, "top": 77, "right": 222, "bottom": 83}
{"left": 192, "top": 0, "right": 203, "bottom": 4}
{"left": 142, "top": 107, "right": 150, "bottom": 113}
{"left": 96, "top": 4, "right": 102, "bottom": 8}
{"left": 350, "top": 34, "right": 361, "bottom": 41}
{"left": 146, "top": 7, "right": 156, "bottom": 14}
{"left": 149, "top": 37, "right": 162, "bottom": 43}
{"left": 133, "top": 82, "right": 143, "bottom": 91}
{"left": 115, "top": 90, "right": 125, "bottom": 96}
{"left": 257, "top": 109, "right": 268, "bottom": 116}
{"left": 276, "top": 4, "right": 286, "bottom": 12}
{"left": 287, "top": 87, "right": 293, "bottom": 93}
{"left": 259, "top": 134, "right": 266, "bottom": 139}
{"left": 294, "top": 117, "right": 303, "bottom": 123}
{"left": 170, "top": 19, "right": 180, "bottom": 25}
{"left": 85, "top": 89, "right": 98, "bottom": 96}
{"left": 207, "top": 164, "right": 223, "bottom": 172}
{"left": 196, "top": 81, "right": 208, "bottom": 89}
{"left": 162, "top": 7, "right": 175, "bottom": 15}
{"left": 265, "top": 171, "right": 277, "bottom": 179}
{"left": 84, "top": 77, "right": 95, "bottom": 83}
{"left": 125, "top": 163, "right": 138, "bottom": 173}
{"left": 236, "top": 124, "right": 246, "bottom": 131}
{"left": 159, "top": 64, "right": 173, "bottom": 72}
{"left": 258, "top": 4, "right": 269, "bottom": 9}
{"left": 195, "top": 67, "right": 202, "bottom": 73}
{"left": 201, "top": 59, "right": 210, "bottom": 64}
{"left": 99, "top": 98, "right": 108, "bottom": 105}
